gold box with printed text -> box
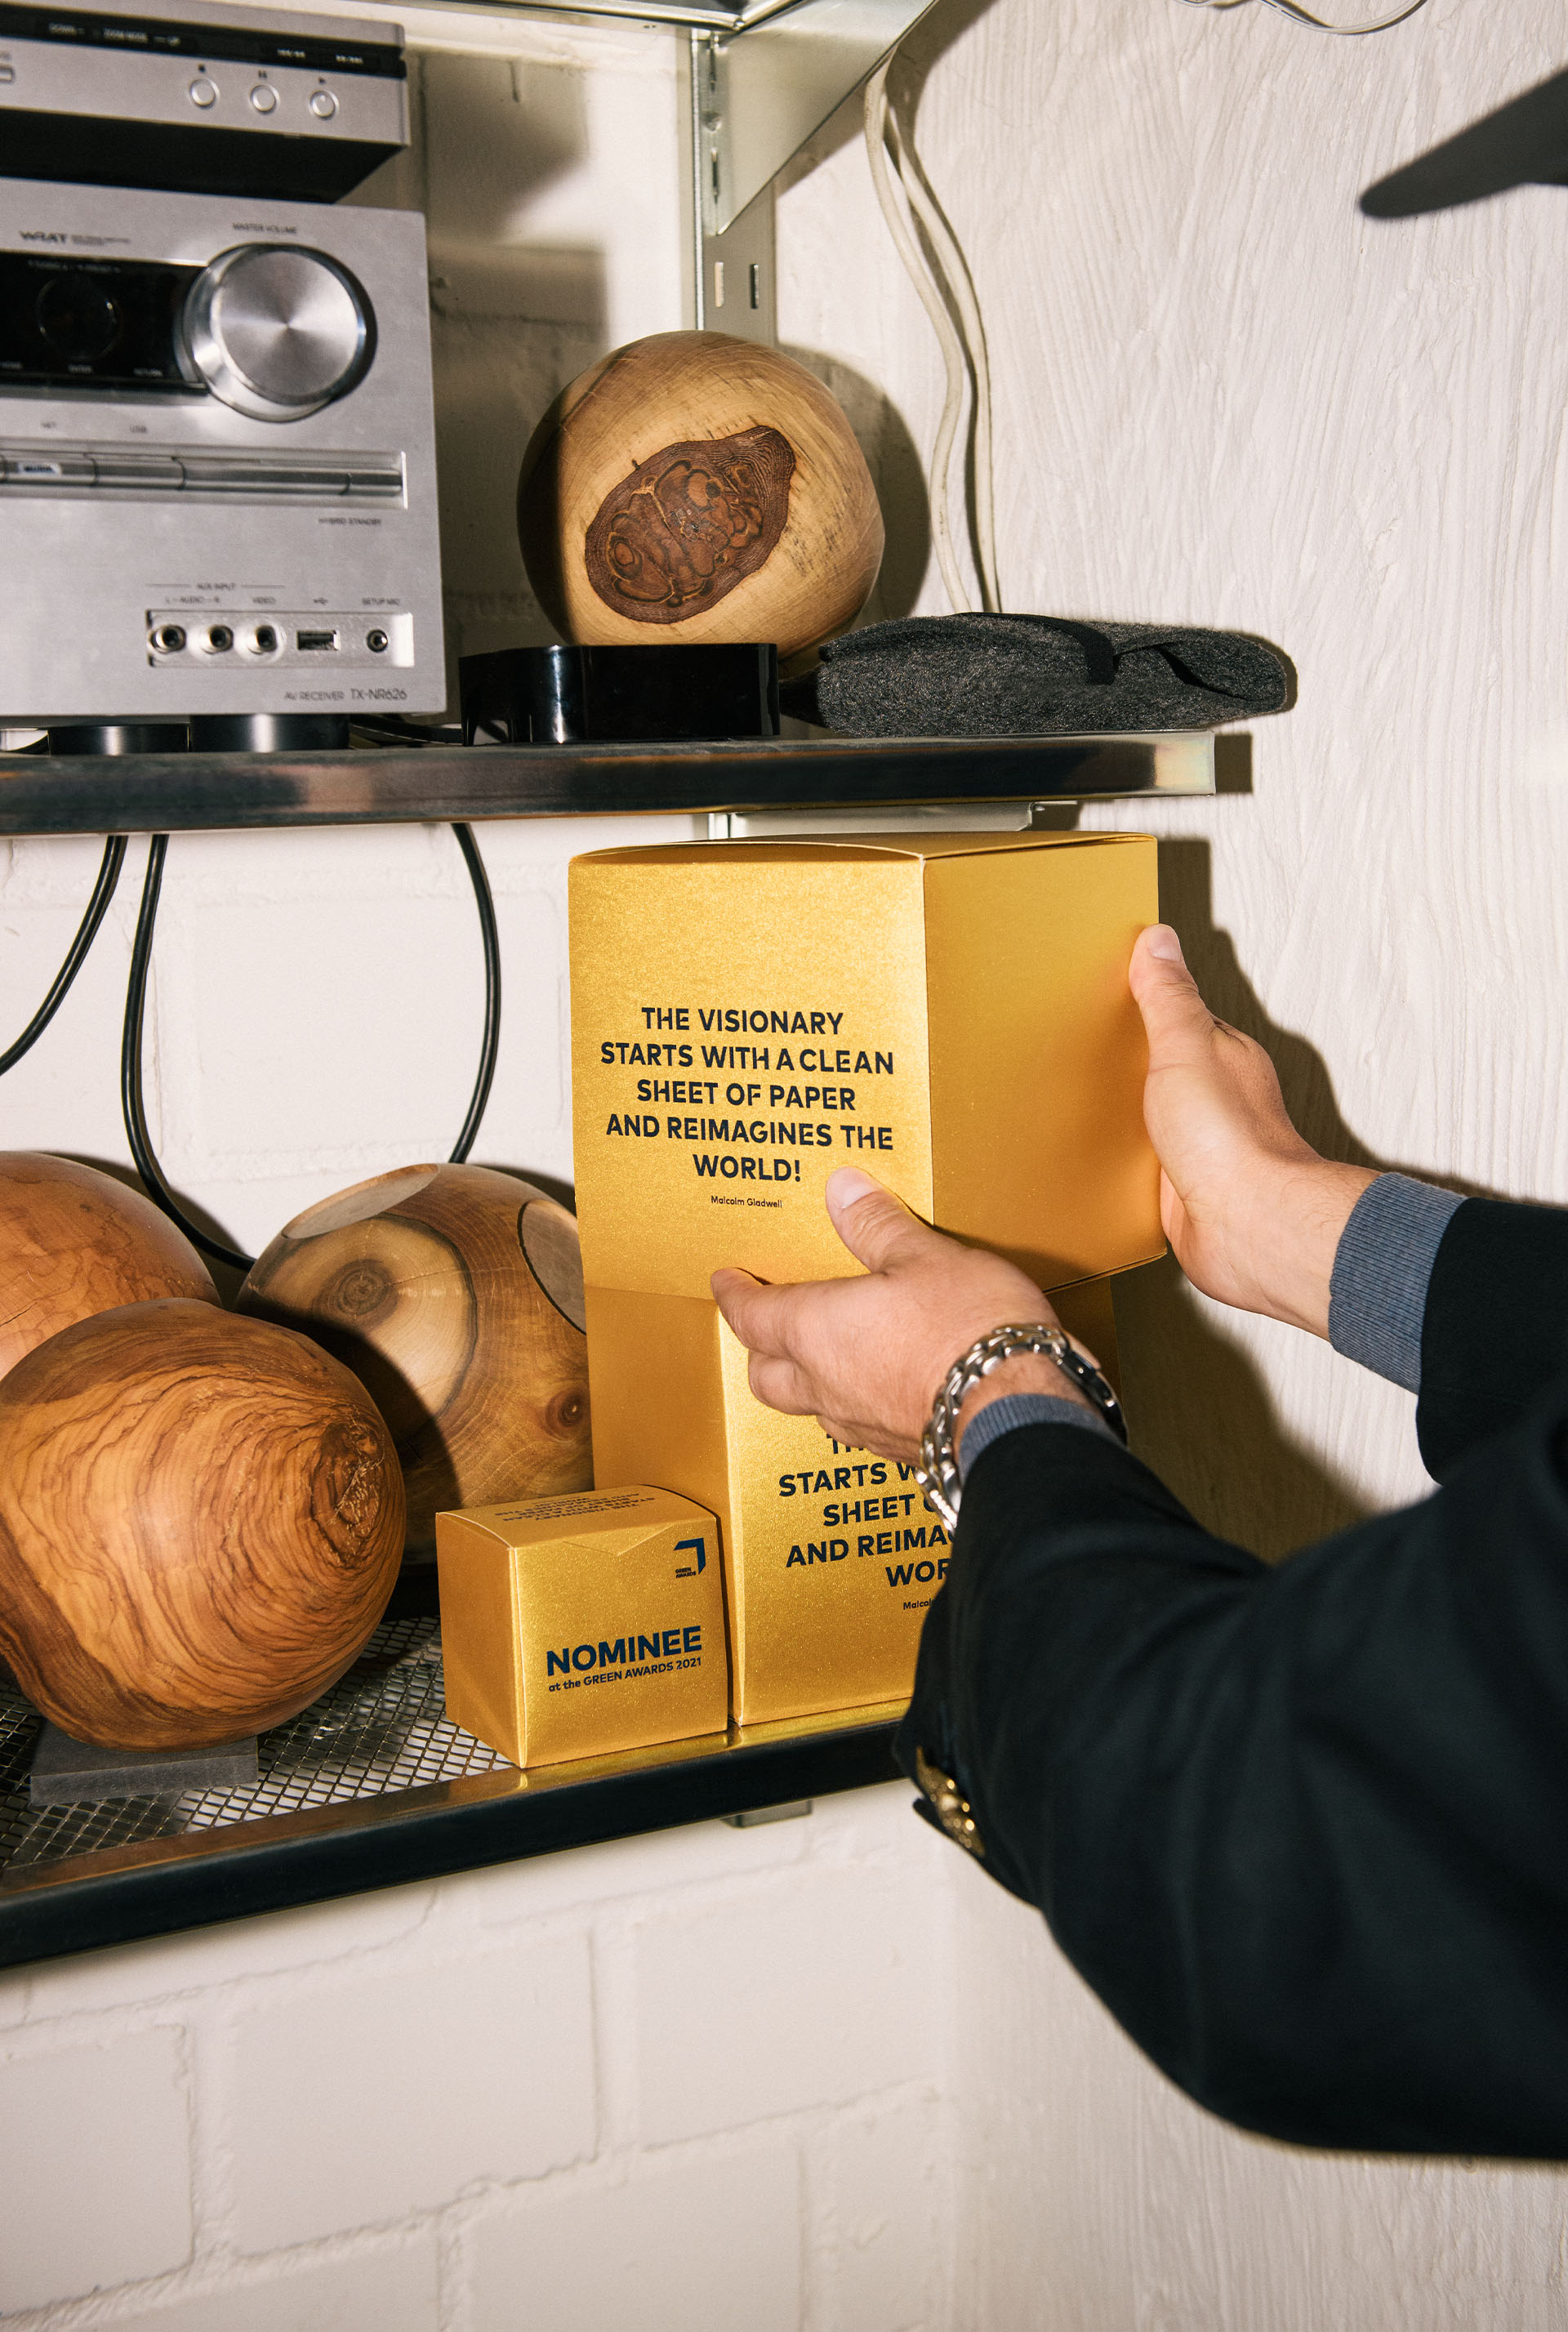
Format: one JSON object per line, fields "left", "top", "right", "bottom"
{"left": 436, "top": 1486, "right": 727, "bottom": 1767}
{"left": 568, "top": 831, "right": 1156, "bottom": 1726}
{"left": 568, "top": 831, "right": 1163, "bottom": 1298}
{"left": 586, "top": 1278, "right": 1118, "bottom": 1726}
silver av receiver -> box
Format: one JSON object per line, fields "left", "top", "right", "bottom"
{"left": 0, "top": 173, "right": 443, "bottom": 725}
{"left": 0, "top": 0, "right": 408, "bottom": 201}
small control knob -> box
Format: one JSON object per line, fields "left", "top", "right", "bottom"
{"left": 309, "top": 88, "right": 337, "bottom": 118}
{"left": 189, "top": 76, "right": 218, "bottom": 107}
{"left": 178, "top": 245, "right": 373, "bottom": 421}
{"left": 36, "top": 273, "right": 122, "bottom": 363}
{"left": 248, "top": 82, "right": 277, "bottom": 113}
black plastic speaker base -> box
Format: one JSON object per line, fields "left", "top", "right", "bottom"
{"left": 47, "top": 723, "right": 189, "bottom": 756}
{"left": 461, "top": 643, "right": 779, "bottom": 747}
{"left": 188, "top": 715, "right": 351, "bottom": 753}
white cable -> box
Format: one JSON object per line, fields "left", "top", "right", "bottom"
{"left": 863, "top": 57, "right": 973, "bottom": 615}
{"left": 880, "top": 100, "right": 1000, "bottom": 613}
{"left": 1174, "top": 0, "right": 1429, "bottom": 31}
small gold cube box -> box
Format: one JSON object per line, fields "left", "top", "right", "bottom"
{"left": 436, "top": 1486, "right": 728, "bottom": 1768}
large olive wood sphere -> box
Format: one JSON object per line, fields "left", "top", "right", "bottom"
{"left": 0, "top": 1152, "right": 216, "bottom": 1384}
{"left": 517, "top": 331, "right": 884, "bottom": 657}
{"left": 238, "top": 1164, "right": 591, "bottom": 1558}
{"left": 0, "top": 1298, "right": 403, "bottom": 1750}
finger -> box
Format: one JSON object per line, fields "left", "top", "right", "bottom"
{"left": 823, "top": 1166, "right": 942, "bottom": 1273}
{"left": 1129, "top": 925, "right": 1221, "bottom": 1064}
{"left": 747, "top": 1349, "right": 817, "bottom": 1416}
{"left": 712, "top": 1266, "right": 789, "bottom": 1354}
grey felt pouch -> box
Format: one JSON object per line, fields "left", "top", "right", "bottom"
{"left": 782, "top": 613, "right": 1290, "bottom": 737}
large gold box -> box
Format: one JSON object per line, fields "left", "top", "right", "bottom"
{"left": 568, "top": 831, "right": 1162, "bottom": 1297}
{"left": 568, "top": 831, "right": 1157, "bottom": 1727}
{"left": 586, "top": 1278, "right": 1116, "bottom": 1727}
{"left": 436, "top": 1486, "right": 728, "bottom": 1766}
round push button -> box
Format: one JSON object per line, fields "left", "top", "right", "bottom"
{"left": 189, "top": 77, "right": 217, "bottom": 108}
{"left": 248, "top": 83, "right": 278, "bottom": 114}
{"left": 309, "top": 88, "right": 337, "bottom": 118}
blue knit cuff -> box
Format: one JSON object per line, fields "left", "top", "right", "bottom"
{"left": 1328, "top": 1173, "right": 1463, "bottom": 1393}
{"left": 958, "top": 1391, "right": 1116, "bottom": 1481}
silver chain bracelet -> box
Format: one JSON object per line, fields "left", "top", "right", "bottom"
{"left": 912, "top": 1322, "right": 1127, "bottom": 1532}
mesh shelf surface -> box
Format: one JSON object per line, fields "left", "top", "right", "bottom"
{"left": 0, "top": 1618, "right": 512, "bottom": 1878}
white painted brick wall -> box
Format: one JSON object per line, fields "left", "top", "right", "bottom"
{"left": 226, "top": 1937, "right": 597, "bottom": 2250}
{"left": 0, "top": 2029, "right": 194, "bottom": 2312}
{"left": 468, "top": 2146, "right": 804, "bottom": 2332}
{"left": 0, "top": 1788, "right": 951, "bottom": 2330}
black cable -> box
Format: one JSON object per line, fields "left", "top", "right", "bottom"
{"left": 120, "top": 823, "right": 503, "bottom": 1269}
{"left": 448, "top": 822, "right": 501, "bottom": 1165}
{"left": 0, "top": 834, "right": 127, "bottom": 1076}
{"left": 121, "top": 834, "right": 253, "bottom": 1271}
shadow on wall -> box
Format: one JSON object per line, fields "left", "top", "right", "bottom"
{"left": 421, "top": 55, "right": 609, "bottom": 684}
{"left": 1114, "top": 835, "right": 1377, "bottom": 1562}
{"left": 354, "top": 53, "right": 611, "bottom": 695}
{"left": 783, "top": 350, "right": 930, "bottom": 622}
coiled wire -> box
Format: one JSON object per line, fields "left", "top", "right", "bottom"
{"left": 1174, "top": 0, "right": 1428, "bottom": 29}
{"left": 863, "top": 57, "right": 1000, "bottom": 617}
{"left": 120, "top": 824, "right": 502, "bottom": 1273}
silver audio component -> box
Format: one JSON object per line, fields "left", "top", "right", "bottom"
{"left": 0, "top": 0, "right": 407, "bottom": 203}
{"left": 0, "top": 176, "right": 443, "bottom": 725}
{"left": 179, "top": 245, "right": 372, "bottom": 417}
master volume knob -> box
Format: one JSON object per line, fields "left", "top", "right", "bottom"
{"left": 180, "top": 245, "right": 374, "bottom": 421}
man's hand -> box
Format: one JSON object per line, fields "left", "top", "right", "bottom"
{"left": 1129, "top": 925, "right": 1374, "bottom": 1336}
{"left": 715, "top": 928, "right": 1365, "bottom": 1455}
{"left": 711, "top": 1167, "right": 1086, "bottom": 1462}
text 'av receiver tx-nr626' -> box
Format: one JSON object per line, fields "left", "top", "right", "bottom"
{"left": 0, "top": 175, "right": 443, "bottom": 727}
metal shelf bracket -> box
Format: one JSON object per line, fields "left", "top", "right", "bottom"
{"left": 682, "top": 0, "right": 935, "bottom": 337}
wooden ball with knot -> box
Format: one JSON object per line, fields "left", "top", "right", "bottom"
{"left": 0, "top": 1299, "right": 404, "bottom": 1750}
{"left": 238, "top": 1164, "right": 592, "bottom": 1558}
{"left": 0, "top": 1151, "right": 217, "bottom": 1384}
{"left": 518, "top": 331, "right": 884, "bottom": 658}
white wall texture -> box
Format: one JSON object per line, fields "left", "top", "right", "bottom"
{"left": 4, "top": 0, "right": 1568, "bottom": 2323}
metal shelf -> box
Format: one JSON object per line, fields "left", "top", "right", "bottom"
{"left": 0, "top": 1610, "right": 904, "bottom": 1970}
{"left": 0, "top": 732, "right": 1212, "bottom": 836}
{"left": 0, "top": 721, "right": 1206, "bottom": 1961}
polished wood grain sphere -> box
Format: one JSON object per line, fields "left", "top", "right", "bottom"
{"left": 0, "top": 1298, "right": 403, "bottom": 1750}
{"left": 0, "top": 1152, "right": 217, "bottom": 1384}
{"left": 518, "top": 331, "right": 884, "bottom": 658}
{"left": 238, "top": 1164, "right": 591, "bottom": 1558}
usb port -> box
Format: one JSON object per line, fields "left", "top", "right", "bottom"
{"left": 296, "top": 628, "right": 339, "bottom": 652}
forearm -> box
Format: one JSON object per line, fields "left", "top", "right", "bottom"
{"left": 898, "top": 1407, "right": 1568, "bottom": 2156}
{"left": 953, "top": 1173, "right": 1471, "bottom": 1495}
{"left": 1418, "top": 1195, "right": 1568, "bottom": 1474}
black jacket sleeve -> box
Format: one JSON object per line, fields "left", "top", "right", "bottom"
{"left": 896, "top": 1370, "right": 1568, "bottom": 2156}
{"left": 1419, "top": 1197, "right": 1568, "bottom": 1475}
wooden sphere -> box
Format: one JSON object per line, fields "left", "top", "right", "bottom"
{"left": 238, "top": 1164, "right": 591, "bottom": 1558}
{"left": 0, "top": 1152, "right": 216, "bottom": 1384}
{"left": 517, "top": 331, "right": 884, "bottom": 657}
{"left": 0, "top": 1299, "right": 403, "bottom": 1750}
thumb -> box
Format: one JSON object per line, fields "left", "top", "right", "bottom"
{"left": 1129, "top": 925, "right": 1217, "bottom": 1066}
{"left": 823, "top": 1167, "right": 933, "bottom": 1273}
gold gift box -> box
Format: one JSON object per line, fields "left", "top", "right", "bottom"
{"left": 586, "top": 1276, "right": 1117, "bottom": 1728}
{"left": 436, "top": 1486, "right": 728, "bottom": 1767}
{"left": 568, "top": 831, "right": 1161, "bottom": 1298}
{"left": 568, "top": 831, "right": 1158, "bottom": 1727}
